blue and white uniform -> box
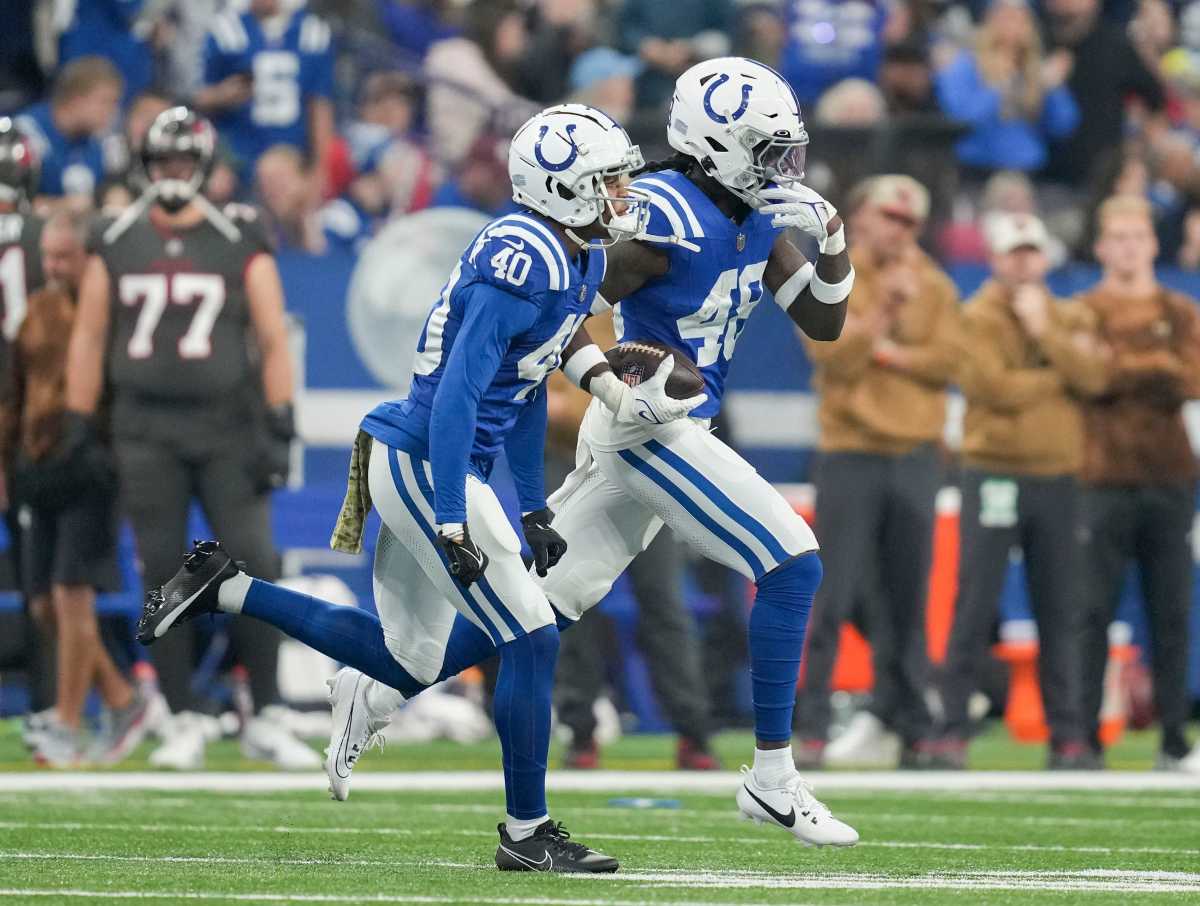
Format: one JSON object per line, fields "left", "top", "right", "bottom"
{"left": 202, "top": 8, "right": 334, "bottom": 172}
{"left": 540, "top": 169, "right": 818, "bottom": 618}
{"left": 358, "top": 212, "right": 604, "bottom": 682}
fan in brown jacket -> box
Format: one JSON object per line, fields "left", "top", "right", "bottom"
{"left": 943, "top": 213, "right": 1108, "bottom": 770}
{"left": 1076, "top": 195, "right": 1200, "bottom": 770}
{"left": 0, "top": 210, "right": 159, "bottom": 767}
{"left": 795, "top": 175, "right": 961, "bottom": 768}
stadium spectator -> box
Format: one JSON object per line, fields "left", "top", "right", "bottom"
{"left": 511, "top": 0, "right": 599, "bottom": 104}
{"left": 196, "top": 0, "right": 335, "bottom": 180}
{"left": 569, "top": 48, "right": 643, "bottom": 124}
{"left": 16, "top": 57, "right": 123, "bottom": 204}
{"left": 256, "top": 144, "right": 327, "bottom": 253}
{"left": 814, "top": 78, "right": 888, "bottom": 127}
{"left": 427, "top": 133, "right": 519, "bottom": 217}
{"left": 1075, "top": 194, "right": 1200, "bottom": 771}
{"left": 2, "top": 210, "right": 160, "bottom": 766}
{"left": 943, "top": 212, "right": 1107, "bottom": 770}
{"left": 54, "top": 0, "right": 157, "bottom": 104}
{"left": 880, "top": 40, "right": 938, "bottom": 115}
{"left": 617, "top": 0, "right": 734, "bottom": 108}
{"left": 795, "top": 175, "right": 959, "bottom": 770}
{"left": 779, "top": 0, "right": 891, "bottom": 106}
{"left": 423, "top": 1, "right": 539, "bottom": 168}
{"left": 1042, "top": 0, "right": 1166, "bottom": 187}
{"left": 377, "top": 0, "right": 459, "bottom": 61}
{"left": 1128, "top": 0, "right": 1177, "bottom": 72}
{"left": 934, "top": 0, "right": 1081, "bottom": 174}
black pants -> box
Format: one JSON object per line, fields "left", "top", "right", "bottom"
{"left": 794, "top": 446, "right": 940, "bottom": 745}
{"left": 116, "top": 421, "right": 283, "bottom": 715}
{"left": 556, "top": 529, "right": 712, "bottom": 744}
{"left": 942, "top": 470, "right": 1084, "bottom": 748}
{"left": 1078, "top": 483, "right": 1195, "bottom": 759}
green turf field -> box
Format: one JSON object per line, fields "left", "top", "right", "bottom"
{"left": 1, "top": 720, "right": 1197, "bottom": 905}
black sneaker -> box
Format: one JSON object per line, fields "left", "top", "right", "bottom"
{"left": 137, "top": 540, "right": 239, "bottom": 645}
{"left": 495, "top": 820, "right": 618, "bottom": 873}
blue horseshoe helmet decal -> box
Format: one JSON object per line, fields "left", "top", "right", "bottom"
{"left": 534, "top": 123, "right": 579, "bottom": 172}
{"left": 703, "top": 73, "right": 754, "bottom": 124}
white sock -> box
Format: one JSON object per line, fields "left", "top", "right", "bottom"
{"left": 364, "top": 678, "right": 405, "bottom": 718}
{"left": 753, "top": 745, "right": 795, "bottom": 788}
{"left": 505, "top": 814, "right": 547, "bottom": 842}
{"left": 216, "top": 572, "right": 252, "bottom": 613}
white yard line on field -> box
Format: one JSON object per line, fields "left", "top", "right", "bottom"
{"left": 0, "top": 892, "right": 836, "bottom": 906}
{"left": 2, "top": 869, "right": 1198, "bottom": 899}
{"left": 1, "top": 770, "right": 1198, "bottom": 793}
{"left": 3, "top": 819, "right": 1199, "bottom": 859}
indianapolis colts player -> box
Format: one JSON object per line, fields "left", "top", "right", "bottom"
{"left": 324, "top": 57, "right": 860, "bottom": 847}
{"left": 137, "top": 103, "right": 703, "bottom": 873}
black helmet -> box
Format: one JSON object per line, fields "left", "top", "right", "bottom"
{"left": 140, "top": 106, "right": 216, "bottom": 212}
{"left": 0, "top": 118, "right": 39, "bottom": 208}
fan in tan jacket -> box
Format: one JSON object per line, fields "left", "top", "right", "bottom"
{"left": 795, "top": 175, "right": 959, "bottom": 768}
{"left": 943, "top": 212, "right": 1109, "bottom": 770}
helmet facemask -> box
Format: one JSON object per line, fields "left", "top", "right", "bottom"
{"left": 723, "top": 124, "right": 809, "bottom": 208}
{"left": 563, "top": 166, "right": 651, "bottom": 248}
{"left": 145, "top": 152, "right": 208, "bottom": 213}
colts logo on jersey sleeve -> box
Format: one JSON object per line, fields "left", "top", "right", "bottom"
{"left": 534, "top": 124, "right": 579, "bottom": 172}
{"left": 703, "top": 74, "right": 753, "bottom": 124}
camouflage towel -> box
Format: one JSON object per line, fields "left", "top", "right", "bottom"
{"left": 330, "top": 429, "right": 374, "bottom": 554}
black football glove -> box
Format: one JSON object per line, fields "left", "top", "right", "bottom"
{"left": 521, "top": 507, "right": 567, "bottom": 577}
{"left": 256, "top": 403, "right": 295, "bottom": 493}
{"left": 436, "top": 523, "right": 489, "bottom": 588}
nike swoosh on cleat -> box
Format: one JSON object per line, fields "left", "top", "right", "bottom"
{"left": 499, "top": 845, "right": 552, "bottom": 872}
{"left": 333, "top": 676, "right": 363, "bottom": 780}
{"left": 743, "top": 786, "right": 796, "bottom": 828}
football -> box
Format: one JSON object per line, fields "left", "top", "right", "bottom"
{"left": 604, "top": 340, "right": 705, "bottom": 400}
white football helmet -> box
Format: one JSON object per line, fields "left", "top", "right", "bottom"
{"left": 667, "top": 57, "right": 808, "bottom": 208}
{"left": 509, "top": 104, "right": 648, "bottom": 247}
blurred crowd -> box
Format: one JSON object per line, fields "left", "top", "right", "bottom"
{"left": 0, "top": 0, "right": 1198, "bottom": 774}
{"left": 7, "top": 1, "right": 1200, "bottom": 267}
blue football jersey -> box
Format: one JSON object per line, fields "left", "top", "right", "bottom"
{"left": 362, "top": 212, "right": 605, "bottom": 468}
{"left": 203, "top": 9, "right": 334, "bottom": 171}
{"left": 16, "top": 102, "right": 112, "bottom": 199}
{"left": 616, "top": 169, "right": 782, "bottom": 419}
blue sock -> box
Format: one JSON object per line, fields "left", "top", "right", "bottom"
{"left": 241, "top": 579, "right": 424, "bottom": 698}
{"left": 492, "top": 625, "right": 559, "bottom": 820}
{"left": 748, "top": 552, "right": 822, "bottom": 742}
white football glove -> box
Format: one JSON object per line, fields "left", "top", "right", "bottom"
{"left": 758, "top": 185, "right": 845, "bottom": 255}
{"left": 590, "top": 356, "right": 708, "bottom": 426}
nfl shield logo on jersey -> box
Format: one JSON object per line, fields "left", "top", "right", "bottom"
{"left": 736, "top": 233, "right": 746, "bottom": 252}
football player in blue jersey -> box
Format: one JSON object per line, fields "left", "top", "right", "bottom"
{"left": 322, "top": 57, "right": 862, "bottom": 847}
{"left": 137, "top": 103, "right": 704, "bottom": 873}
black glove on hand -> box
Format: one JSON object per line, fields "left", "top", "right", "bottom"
{"left": 258, "top": 403, "right": 295, "bottom": 492}
{"left": 521, "top": 507, "right": 567, "bottom": 577}
{"left": 437, "top": 523, "right": 489, "bottom": 588}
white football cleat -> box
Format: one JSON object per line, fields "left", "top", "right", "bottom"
{"left": 736, "top": 766, "right": 859, "bottom": 847}
{"left": 1179, "top": 742, "right": 1200, "bottom": 775}
{"left": 242, "top": 714, "right": 321, "bottom": 770}
{"left": 325, "top": 668, "right": 390, "bottom": 801}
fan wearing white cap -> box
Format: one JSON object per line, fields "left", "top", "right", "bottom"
{"left": 945, "top": 210, "right": 1107, "bottom": 770}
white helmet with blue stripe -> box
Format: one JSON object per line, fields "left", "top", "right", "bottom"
{"left": 509, "top": 103, "right": 648, "bottom": 246}
{"left": 667, "top": 57, "right": 808, "bottom": 208}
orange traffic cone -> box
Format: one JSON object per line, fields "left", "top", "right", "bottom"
{"left": 1098, "top": 621, "right": 1138, "bottom": 748}
{"left": 993, "top": 619, "right": 1049, "bottom": 743}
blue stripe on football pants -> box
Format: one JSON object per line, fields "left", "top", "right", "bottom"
{"left": 749, "top": 552, "right": 822, "bottom": 742}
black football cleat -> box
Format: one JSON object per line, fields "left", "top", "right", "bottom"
{"left": 138, "top": 540, "right": 239, "bottom": 645}
{"left": 495, "top": 820, "right": 618, "bottom": 873}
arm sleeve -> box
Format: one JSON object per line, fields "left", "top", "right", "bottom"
{"left": 504, "top": 387, "right": 548, "bottom": 514}
{"left": 935, "top": 52, "right": 1002, "bottom": 125}
{"left": 429, "top": 283, "right": 540, "bottom": 524}
{"left": 1040, "top": 85, "right": 1081, "bottom": 139}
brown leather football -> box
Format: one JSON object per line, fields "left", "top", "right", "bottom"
{"left": 604, "top": 340, "right": 705, "bottom": 400}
